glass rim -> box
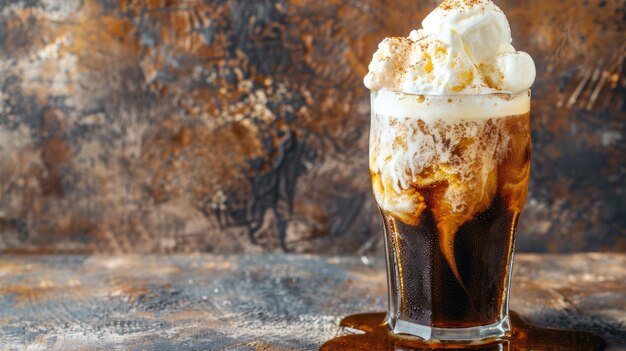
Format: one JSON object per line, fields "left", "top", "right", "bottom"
{"left": 371, "top": 89, "right": 531, "bottom": 99}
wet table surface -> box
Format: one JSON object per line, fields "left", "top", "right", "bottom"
{"left": 0, "top": 254, "right": 625, "bottom": 350}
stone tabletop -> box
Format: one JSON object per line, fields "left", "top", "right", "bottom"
{"left": 0, "top": 254, "right": 625, "bottom": 350}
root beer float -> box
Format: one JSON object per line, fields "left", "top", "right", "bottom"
{"left": 364, "top": 0, "right": 536, "bottom": 342}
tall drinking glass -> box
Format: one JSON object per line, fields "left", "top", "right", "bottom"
{"left": 369, "top": 89, "right": 532, "bottom": 342}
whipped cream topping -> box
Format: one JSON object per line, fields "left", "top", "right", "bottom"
{"left": 364, "top": 0, "right": 536, "bottom": 95}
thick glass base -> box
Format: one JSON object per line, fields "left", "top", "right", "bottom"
{"left": 320, "top": 312, "right": 607, "bottom": 350}
{"left": 387, "top": 314, "right": 511, "bottom": 342}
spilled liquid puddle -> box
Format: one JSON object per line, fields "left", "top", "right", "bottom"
{"left": 320, "top": 311, "right": 606, "bottom": 350}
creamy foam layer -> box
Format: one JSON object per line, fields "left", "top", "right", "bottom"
{"left": 372, "top": 90, "right": 530, "bottom": 122}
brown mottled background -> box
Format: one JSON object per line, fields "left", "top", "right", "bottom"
{"left": 0, "top": 0, "right": 624, "bottom": 254}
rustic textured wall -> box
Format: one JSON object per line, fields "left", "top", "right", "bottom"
{"left": 0, "top": 0, "right": 624, "bottom": 254}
